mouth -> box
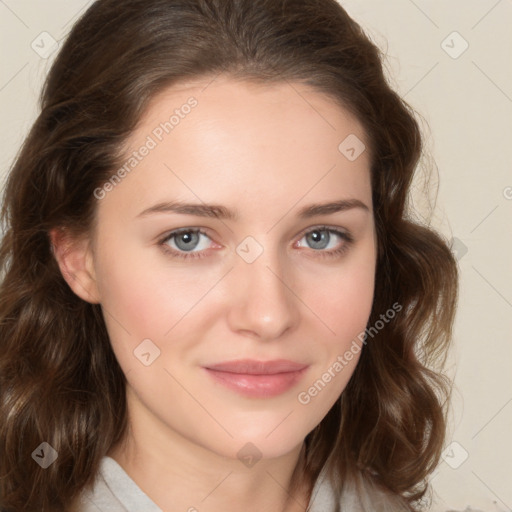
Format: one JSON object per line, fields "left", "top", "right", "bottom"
{"left": 203, "top": 359, "right": 309, "bottom": 398}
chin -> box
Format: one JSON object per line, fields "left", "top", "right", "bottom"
{"left": 213, "top": 414, "right": 309, "bottom": 461}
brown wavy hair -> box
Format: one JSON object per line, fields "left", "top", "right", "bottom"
{"left": 0, "top": 0, "right": 458, "bottom": 510}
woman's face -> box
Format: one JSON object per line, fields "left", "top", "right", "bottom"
{"left": 88, "top": 76, "right": 376, "bottom": 461}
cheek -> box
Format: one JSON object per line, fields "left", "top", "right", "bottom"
{"left": 94, "top": 244, "right": 212, "bottom": 336}
{"left": 307, "top": 250, "right": 376, "bottom": 349}
{"left": 294, "top": 261, "right": 374, "bottom": 427}
{"left": 333, "top": 268, "right": 375, "bottom": 337}
{"left": 310, "top": 270, "right": 373, "bottom": 381}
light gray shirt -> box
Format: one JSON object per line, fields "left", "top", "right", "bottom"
{"left": 78, "top": 456, "right": 338, "bottom": 512}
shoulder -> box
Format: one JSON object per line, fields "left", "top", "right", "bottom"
{"left": 309, "top": 469, "right": 412, "bottom": 512}
{"left": 78, "top": 457, "right": 411, "bottom": 512}
{"left": 78, "top": 457, "right": 162, "bottom": 512}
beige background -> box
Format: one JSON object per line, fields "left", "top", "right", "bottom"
{"left": 1, "top": 1, "right": 511, "bottom": 510}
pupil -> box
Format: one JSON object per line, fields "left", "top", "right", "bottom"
{"left": 175, "top": 231, "right": 199, "bottom": 251}
{"left": 308, "top": 229, "right": 328, "bottom": 249}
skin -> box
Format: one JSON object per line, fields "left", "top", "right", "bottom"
{"left": 52, "top": 75, "right": 377, "bottom": 512}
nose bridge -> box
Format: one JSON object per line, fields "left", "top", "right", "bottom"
{"left": 227, "top": 236, "right": 300, "bottom": 340}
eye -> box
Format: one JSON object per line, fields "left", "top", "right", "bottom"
{"left": 159, "top": 228, "right": 214, "bottom": 259}
{"left": 295, "top": 226, "right": 353, "bottom": 258}
{"left": 158, "top": 225, "right": 354, "bottom": 261}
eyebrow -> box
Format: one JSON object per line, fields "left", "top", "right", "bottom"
{"left": 136, "top": 198, "right": 369, "bottom": 220}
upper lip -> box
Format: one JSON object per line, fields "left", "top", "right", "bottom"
{"left": 205, "top": 359, "right": 308, "bottom": 375}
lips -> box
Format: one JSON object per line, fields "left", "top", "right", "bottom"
{"left": 203, "top": 359, "right": 309, "bottom": 398}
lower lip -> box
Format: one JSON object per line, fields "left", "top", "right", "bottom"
{"left": 204, "top": 367, "right": 308, "bottom": 398}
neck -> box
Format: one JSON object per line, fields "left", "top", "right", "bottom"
{"left": 107, "top": 393, "right": 312, "bottom": 512}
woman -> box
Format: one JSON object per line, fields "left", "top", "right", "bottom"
{"left": 0, "top": 0, "right": 458, "bottom": 510}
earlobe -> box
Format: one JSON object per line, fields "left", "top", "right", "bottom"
{"left": 49, "top": 228, "right": 101, "bottom": 304}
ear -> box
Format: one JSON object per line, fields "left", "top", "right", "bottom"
{"left": 49, "top": 228, "right": 101, "bottom": 304}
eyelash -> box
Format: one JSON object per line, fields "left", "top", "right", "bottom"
{"left": 158, "top": 225, "right": 354, "bottom": 261}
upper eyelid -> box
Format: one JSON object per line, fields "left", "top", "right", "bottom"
{"left": 160, "top": 228, "right": 211, "bottom": 245}
{"left": 297, "top": 225, "right": 351, "bottom": 238}
{"left": 161, "top": 225, "right": 351, "bottom": 247}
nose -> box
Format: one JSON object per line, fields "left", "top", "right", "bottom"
{"left": 226, "top": 246, "right": 301, "bottom": 342}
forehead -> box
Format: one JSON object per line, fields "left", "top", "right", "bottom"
{"left": 134, "top": 76, "right": 367, "bottom": 151}
{"left": 100, "top": 76, "right": 372, "bottom": 220}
